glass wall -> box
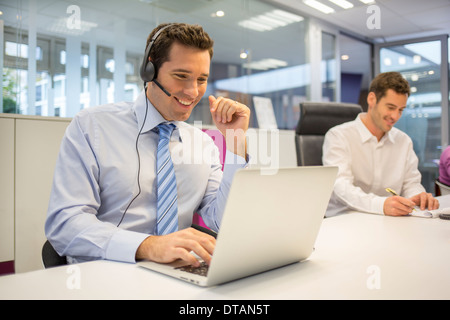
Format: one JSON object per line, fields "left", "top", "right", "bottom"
{"left": 1, "top": 0, "right": 320, "bottom": 129}
{"left": 321, "top": 32, "right": 336, "bottom": 102}
{"left": 339, "top": 33, "right": 372, "bottom": 111}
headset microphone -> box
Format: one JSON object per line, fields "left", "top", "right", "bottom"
{"left": 153, "top": 79, "right": 172, "bottom": 97}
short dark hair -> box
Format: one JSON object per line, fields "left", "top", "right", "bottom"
{"left": 146, "top": 23, "right": 214, "bottom": 73}
{"left": 369, "top": 72, "right": 411, "bottom": 102}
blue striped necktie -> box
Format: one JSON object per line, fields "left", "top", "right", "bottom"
{"left": 156, "top": 123, "right": 178, "bottom": 235}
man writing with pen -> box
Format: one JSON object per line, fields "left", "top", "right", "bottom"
{"left": 323, "top": 72, "right": 439, "bottom": 217}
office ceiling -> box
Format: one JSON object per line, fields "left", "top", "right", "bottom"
{"left": 2, "top": 0, "right": 449, "bottom": 50}
{"left": 271, "top": 0, "right": 450, "bottom": 41}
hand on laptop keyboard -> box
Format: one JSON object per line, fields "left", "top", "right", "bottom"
{"left": 175, "top": 261, "right": 209, "bottom": 277}
{"left": 136, "top": 227, "right": 216, "bottom": 267}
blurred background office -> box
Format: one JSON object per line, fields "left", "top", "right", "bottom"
{"left": 1, "top": 0, "right": 449, "bottom": 191}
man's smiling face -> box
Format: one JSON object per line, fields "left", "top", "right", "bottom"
{"left": 148, "top": 41, "right": 211, "bottom": 122}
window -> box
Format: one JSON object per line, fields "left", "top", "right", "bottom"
{"left": 2, "top": 0, "right": 337, "bottom": 129}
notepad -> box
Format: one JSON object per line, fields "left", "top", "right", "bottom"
{"left": 410, "top": 206, "right": 450, "bottom": 218}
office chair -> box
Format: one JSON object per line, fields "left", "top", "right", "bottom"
{"left": 42, "top": 240, "right": 67, "bottom": 268}
{"left": 295, "top": 102, "right": 362, "bottom": 166}
{"left": 435, "top": 179, "right": 450, "bottom": 196}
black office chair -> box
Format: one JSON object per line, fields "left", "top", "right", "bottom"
{"left": 42, "top": 240, "right": 67, "bottom": 268}
{"left": 295, "top": 102, "right": 362, "bottom": 166}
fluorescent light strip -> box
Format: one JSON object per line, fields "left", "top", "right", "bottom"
{"left": 257, "top": 15, "right": 288, "bottom": 28}
{"left": 329, "top": 0, "right": 354, "bottom": 9}
{"left": 270, "top": 9, "right": 304, "bottom": 23}
{"left": 238, "top": 9, "right": 304, "bottom": 32}
{"left": 303, "top": 0, "right": 335, "bottom": 14}
{"left": 243, "top": 58, "right": 288, "bottom": 70}
{"left": 238, "top": 20, "right": 273, "bottom": 32}
{"left": 359, "top": 0, "right": 376, "bottom": 4}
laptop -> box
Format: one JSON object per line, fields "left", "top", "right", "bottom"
{"left": 138, "top": 166, "right": 338, "bottom": 287}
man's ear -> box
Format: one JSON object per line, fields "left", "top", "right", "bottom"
{"left": 367, "top": 92, "right": 376, "bottom": 110}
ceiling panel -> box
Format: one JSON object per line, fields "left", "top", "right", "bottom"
{"left": 270, "top": 0, "right": 450, "bottom": 40}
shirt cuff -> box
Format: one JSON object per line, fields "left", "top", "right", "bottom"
{"left": 105, "top": 229, "right": 150, "bottom": 263}
{"left": 371, "top": 196, "right": 388, "bottom": 215}
{"left": 222, "top": 150, "right": 248, "bottom": 182}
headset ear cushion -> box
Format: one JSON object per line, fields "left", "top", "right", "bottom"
{"left": 140, "top": 59, "right": 156, "bottom": 83}
{"left": 140, "top": 24, "right": 173, "bottom": 83}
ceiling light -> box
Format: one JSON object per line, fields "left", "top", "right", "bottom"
{"left": 303, "top": 0, "right": 335, "bottom": 14}
{"left": 383, "top": 57, "right": 392, "bottom": 66}
{"left": 359, "top": 0, "right": 376, "bottom": 4}
{"left": 238, "top": 9, "right": 303, "bottom": 32}
{"left": 211, "top": 10, "right": 225, "bottom": 17}
{"left": 341, "top": 54, "right": 349, "bottom": 61}
{"left": 239, "top": 20, "right": 273, "bottom": 32}
{"left": 428, "top": 70, "right": 435, "bottom": 75}
{"left": 411, "top": 74, "right": 419, "bottom": 81}
{"left": 329, "top": 0, "right": 354, "bottom": 9}
{"left": 398, "top": 56, "right": 406, "bottom": 65}
{"left": 243, "top": 58, "right": 288, "bottom": 70}
{"left": 413, "top": 55, "right": 421, "bottom": 64}
{"left": 257, "top": 15, "right": 288, "bottom": 28}
{"left": 410, "top": 87, "right": 417, "bottom": 93}
{"left": 47, "top": 17, "right": 98, "bottom": 36}
{"left": 269, "top": 9, "right": 304, "bottom": 23}
{"left": 240, "top": 49, "right": 248, "bottom": 59}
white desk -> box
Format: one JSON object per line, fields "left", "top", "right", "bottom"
{"left": 0, "top": 212, "right": 449, "bottom": 300}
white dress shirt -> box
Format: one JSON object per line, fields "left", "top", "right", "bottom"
{"left": 45, "top": 91, "right": 247, "bottom": 264}
{"left": 323, "top": 113, "right": 425, "bottom": 217}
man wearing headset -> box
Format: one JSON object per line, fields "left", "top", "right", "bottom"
{"left": 45, "top": 23, "right": 250, "bottom": 268}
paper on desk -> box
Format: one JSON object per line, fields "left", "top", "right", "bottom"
{"left": 410, "top": 206, "right": 450, "bottom": 218}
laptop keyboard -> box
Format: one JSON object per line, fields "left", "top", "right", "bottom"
{"left": 175, "top": 261, "right": 209, "bottom": 277}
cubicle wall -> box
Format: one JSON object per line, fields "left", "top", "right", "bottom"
{"left": 0, "top": 118, "right": 15, "bottom": 274}
{"left": 0, "top": 114, "right": 71, "bottom": 274}
{"left": 0, "top": 113, "right": 297, "bottom": 273}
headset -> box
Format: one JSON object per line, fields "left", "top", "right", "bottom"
{"left": 139, "top": 24, "right": 175, "bottom": 97}
{"left": 117, "top": 24, "right": 174, "bottom": 227}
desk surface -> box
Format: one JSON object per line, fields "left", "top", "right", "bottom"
{"left": 1, "top": 212, "right": 449, "bottom": 300}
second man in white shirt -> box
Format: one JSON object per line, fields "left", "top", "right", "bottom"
{"left": 323, "top": 71, "right": 439, "bottom": 217}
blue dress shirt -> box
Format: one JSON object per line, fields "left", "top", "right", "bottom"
{"left": 45, "top": 91, "right": 248, "bottom": 264}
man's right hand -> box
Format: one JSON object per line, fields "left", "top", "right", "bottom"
{"left": 383, "top": 196, "right": 416, "bottom": 216}
{"left": 135, "top": 228, "right": 216, "bottom": 267}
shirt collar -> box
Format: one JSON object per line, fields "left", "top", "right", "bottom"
{"left": 133, "top": 90, "right": 183, "bottom": 141}
{"left": 355, "top": 112, "right": 395, "bottom": 144}
{"left": 355, "top": 113, "right": 372, "bottom": 143}
{"left": 382, "top": 128, "right": 395, "bottom": 144}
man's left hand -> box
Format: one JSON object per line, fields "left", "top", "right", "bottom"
{"left": 209, "top": 95, "right": 250, "bottom": 158}
{"left": 409, "top": 192, "right": 440, "bottom": 211}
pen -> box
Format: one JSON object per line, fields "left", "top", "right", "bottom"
{"left": 385, "top": 188, "right": 417, "bottom": 211}
{"left": 385, "top": 188, "right": 398, "bottom": 196}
